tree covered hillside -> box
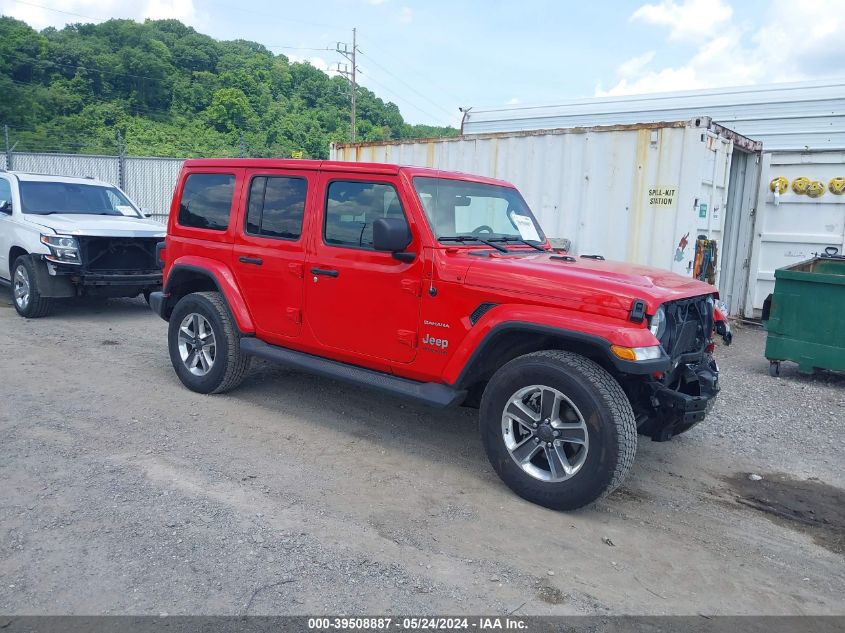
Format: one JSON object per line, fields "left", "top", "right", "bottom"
{"left": 0, "top": 16, "right": 457, "bottom": 158}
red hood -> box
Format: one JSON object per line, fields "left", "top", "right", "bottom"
{"left": 460, "top": 250, "right": 716, "bottom": 317}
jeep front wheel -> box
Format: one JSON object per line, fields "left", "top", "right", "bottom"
{"left": 12, "top": 256, "right": 54, "bottom": 318}
{"left": 480, "top": 350, "right": 637, "bottom": 510}
{"left": 168, "top": 291, "right": 250, "bottom": 394}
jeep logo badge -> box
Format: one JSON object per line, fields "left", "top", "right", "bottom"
{"left": 422, "top": 333, "right": 448, "bottom": 349}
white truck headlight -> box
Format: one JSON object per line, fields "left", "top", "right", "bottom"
{"left": 649, "top": 305, "right": 667, "bottom": 339}
{"left": 41, "top": 234, "right": 81, "bottom": 264}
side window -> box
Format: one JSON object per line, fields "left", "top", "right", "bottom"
{"left": 0, "top": 178, "right": 12, "bottom": 213}
{"left": 178, "top": 173, "right": 235, "bottom": 231}
{"left": 324, "top": 181, "right": 406, "bottom": 249}
{"left": 246, "top": 176, "right": 308, "bottom": 240}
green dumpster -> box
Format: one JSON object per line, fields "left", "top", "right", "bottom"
{"left": 763, "top": 247, "right": 845, "bottom": 376}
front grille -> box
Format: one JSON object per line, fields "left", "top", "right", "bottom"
{"left": 78, "top": 237, "right": 160, "bottom": 273}
{"left": 658, "top": 296, "right": 713, "bottom": 360}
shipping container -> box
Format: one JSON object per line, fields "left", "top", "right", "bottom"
{"left": 331, "top": 118, "right": 762, "bottom": 315}
{"left": 458, "top": 80, "right": 845, "bottom": 318}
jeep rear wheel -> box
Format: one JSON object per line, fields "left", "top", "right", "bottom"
{"left": 480, "top": 350, "right": 637, "bottom": 510}
{"left": 12, "top": 256, "right": 54, "bottom": 318}
{"left": 168, "top": 291, "right": 250, "bottom": 394}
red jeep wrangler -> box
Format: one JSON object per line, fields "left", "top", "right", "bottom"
{"left": 150, "top": 159, "right": 729, "bottom": 510}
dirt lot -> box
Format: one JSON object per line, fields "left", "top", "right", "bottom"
{"left": 1, "top": 292, "right": 843, "bottom": 615}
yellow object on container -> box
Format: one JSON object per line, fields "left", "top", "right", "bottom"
{"left": 829, "top": 177, "right": 845, "bottom": 195}
{"left": 792, "top": 176, "right": 811, "bottom": 194}
{"left": 807, "top": 181, "right": 826, "bottom": 198}
{"left": 769, "top": 176, "right": 788, "bottom": 194}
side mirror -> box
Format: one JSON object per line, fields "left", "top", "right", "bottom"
{"left": 373, "top": 217, "right": 413, "bottom": 261}
{"left": 0, "top": 200, "right": 11, "bottom": 214}
{"left": 141, "top": 207, "right": 152, "bottom": 218}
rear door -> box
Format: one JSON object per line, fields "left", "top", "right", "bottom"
{"left": 304, "top": 173, "right": 423, "bottom": 363}
{"left": 232, "top": 168, "right": 313, "bottom": 340}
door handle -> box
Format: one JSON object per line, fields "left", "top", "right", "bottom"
{"left": 310, "top": 267, "right": 339, "bottom": 278}
{"left": 239, "top": 256, "right": 263, "bottom": 266}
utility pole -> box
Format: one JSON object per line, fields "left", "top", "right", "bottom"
{"left": 4, "top": 125, "right": 12, "bottom": 171}
{"left": 336, "top": 28, "right": 358, "bottom": 142}
{"left": 116, "top": 130, "right": 126, "bottom": 190}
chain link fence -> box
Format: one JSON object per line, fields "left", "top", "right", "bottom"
{"left": 3, "top": 151, "right": 183, "bottom": 223}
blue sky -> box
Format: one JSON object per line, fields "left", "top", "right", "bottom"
{"left": 2, "top": 0, "right": 844, "bottom": 127}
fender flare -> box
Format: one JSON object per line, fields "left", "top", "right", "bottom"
{"left": 444, "top": 306, "right": 668, "bottom": 387}
{"left": 164, "top": 258, "right": 255, "bottom": 333}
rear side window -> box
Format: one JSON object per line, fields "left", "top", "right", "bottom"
{"left": 246, "top": 176, "right": 308, "bottom": 240}
{"left": 324, "top": 181, "right": 406, "bottom": 249}
{"left": 178, "top": 173, "right": 235, "bottom": 231}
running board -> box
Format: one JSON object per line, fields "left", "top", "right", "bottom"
{"left": 240, "top": 337, "right": 466, "bottom": 408}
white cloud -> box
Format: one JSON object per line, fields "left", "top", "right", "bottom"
{"left": 616, "top": 50, "right": 656, "bottom": 77}
{"left": 143, "top": 0, "right": 196, "bottom": 22}
{"left": 365, "top": 0, "right": 389, "bottom": 4}
{"left": 598, "top": 0, "right": 845, "bottom": 96}
{"left": 399, "top": 6, "right": 412, "bottom": 24}
{"left": 506, "top": 97, "right": 520, "bottom": 105}
{"left": 0, "top": 0, "right": 198, "bottom": 29}
{"left": 286, "top": 54, "right": 339, "bottom": 77}
{"left": 631, "top": 0, "right": 732, "bottom": 43}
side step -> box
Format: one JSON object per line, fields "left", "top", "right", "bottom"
{"left": 240, "top": 337, "right": 466, "bottom": 409}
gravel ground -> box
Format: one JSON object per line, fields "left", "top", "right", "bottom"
{"left": 0, "top": 293, "right": 843, "bottom": 615}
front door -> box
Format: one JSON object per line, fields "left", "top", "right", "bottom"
{"left": 0, "top": 177, "right": 13, "bottom": 280}
{"left": 232, "top": 169, "right": 313, "bottom": 340}
{"left": 305, "top": 175, "right": 423, "bottom": 364}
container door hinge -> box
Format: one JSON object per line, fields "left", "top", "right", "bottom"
{"left": 397, "top": 329, "right": 417, "bottom": 347}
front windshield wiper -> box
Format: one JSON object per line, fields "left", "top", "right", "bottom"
{"left": 490, "top": 236, "right": 547, "bottom": 252}
{"left": 439, "top": 235, "right": 509, "bottom": 253}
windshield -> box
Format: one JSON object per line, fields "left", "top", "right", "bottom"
{"left": 413, "top": 176, "right": 545, "bottom": 243}
{"left": 19, "top": 181, "right": 141, "bottom": 217}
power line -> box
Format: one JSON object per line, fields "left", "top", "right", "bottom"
{"left": 199, "top": 0, "right": 343, "bottom": 30}
{"left": 8, "top": 0, "right": 101, "bottom": 22}
{"left": 357, "top": 49, "right": 456, "bottom": 119}
{"left": 357, "top": 70, "right": 451, "bottom": 127}
{"left": 266, "top": 45, "right": 334, "bottom": 52}
{"left": 362, "top": 42, "right": 466, "bottom": 105}
{"left": 2, "top": 50, "right": 177, "bottom": 84}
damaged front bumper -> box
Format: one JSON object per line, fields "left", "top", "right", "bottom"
{"left": 647, "top": 357, "right": 720, "bottom": 441}
{"left": 38, "top": 257, "right": 162, "bottom": 298}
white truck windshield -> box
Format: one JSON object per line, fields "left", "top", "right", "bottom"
{"left": 19, "top": 181, "right": 140, "bottom": 217}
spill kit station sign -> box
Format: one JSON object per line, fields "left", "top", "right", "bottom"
{"left": 648, "top": 186, "right": 677, "bottom": 208}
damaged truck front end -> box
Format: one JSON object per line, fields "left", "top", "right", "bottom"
{"left": 39, "top": 234, "right": 163, "bottom": 299}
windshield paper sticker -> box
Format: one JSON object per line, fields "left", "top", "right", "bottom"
{"left": 115, "top": 205, "right": 137, "bottom": 216}
{"left": 512, "top": 214, "right": 541, "bottom": 242}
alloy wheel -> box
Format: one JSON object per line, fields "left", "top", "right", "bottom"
{"left": 178, "top": 313, "right": 217, "bottom": 376}
{"left": 13, "top": 265, "right": 30, "bottom": 311}
{"left": 501, "top": 384, "right": 589, "bottom": 482}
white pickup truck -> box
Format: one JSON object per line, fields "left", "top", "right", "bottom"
{"left": 0, "top": 171, "right": 166, "bottom": 317}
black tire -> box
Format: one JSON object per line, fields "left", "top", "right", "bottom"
{"left": 480, "top": 350, "right": 637, "bottom": 511}
{"left": 167, "top": 291, "right": 250, "bottom": 394}
{"left": 11, "top": 256, "right": 54, "bottom": 318}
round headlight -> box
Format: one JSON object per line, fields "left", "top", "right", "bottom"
{"left": 649, "top": 305, "right": 666, "bottom": 339}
